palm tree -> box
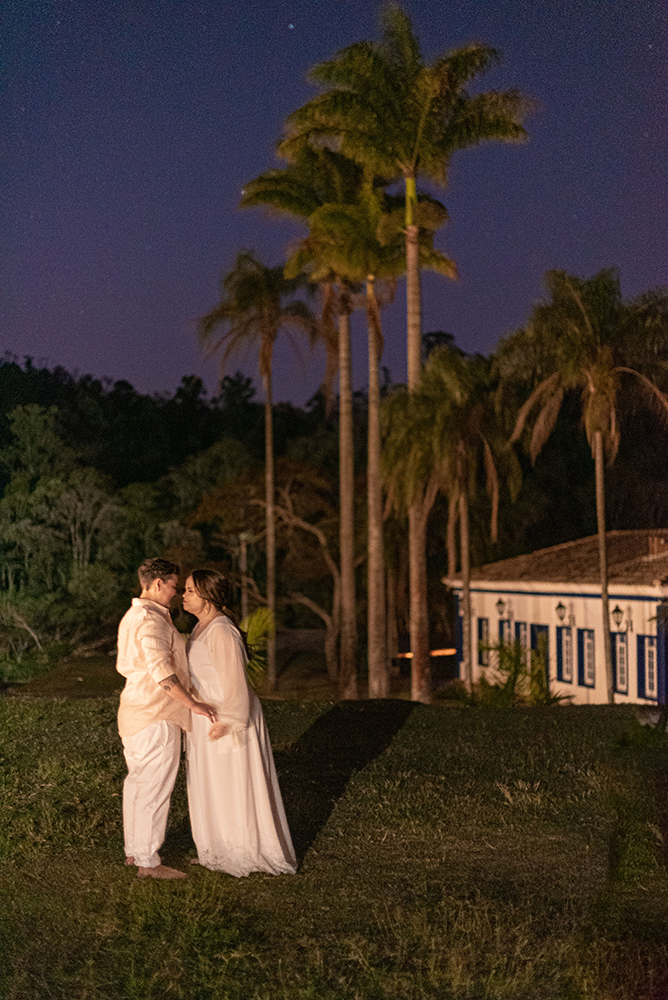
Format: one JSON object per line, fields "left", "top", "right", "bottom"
{"left": 381, "top": 386, "right": 441, "bottom": 702}
{"left": 382, "top": 346, "right": 513, "bottom": 699}
{"left": 292, "top": 183, "right": 403, "bottom": 698}
{"left": 198, "top": 251, "right": 317, "bottom": 689}
{"left": 499, "top": 269, "right": 668, "bottom": 703}
{"left": 241, "top": 149, "right": 364, "bottom": 697}
{"left": 297, "top": 183, "right": 455, "bottom": 697}
{"left": 420, "top": 348, "right": 520, "bottom": 690}
{"left": 279, "top": 3, "right": 532, "bottom": 696}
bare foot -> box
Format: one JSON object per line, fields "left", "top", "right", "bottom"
{"left": 125, "top": 857, "right": 135, "bottom": 866}
{"left": 137, "top": 864, "right": 186, "bottom": 880}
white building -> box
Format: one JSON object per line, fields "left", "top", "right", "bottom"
{"left": 444, "top": 530, "right": 668, "bottom": 705}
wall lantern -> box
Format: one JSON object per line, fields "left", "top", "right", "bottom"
{"left": 555, "top": 601, "right": 566, "bottom": 622}
{"left": 496, "top": 598, "right": 506, "bottom": 617}
{"left": 611, "top": 605, "right": 624, "bottom": 628}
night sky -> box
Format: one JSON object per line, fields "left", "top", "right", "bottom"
{"left": 3, "top": 0, "right": 667, "bottom": 406}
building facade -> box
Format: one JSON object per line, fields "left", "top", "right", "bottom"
{"left": 444, "top": 531, "right": 668, "bottom": 705}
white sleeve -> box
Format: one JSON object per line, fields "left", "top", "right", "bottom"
{"left": 207, "top": 619, "right": 250, "bottom": 730}
{"left": 136, "top": 613, "right": 177, "bottom": 685}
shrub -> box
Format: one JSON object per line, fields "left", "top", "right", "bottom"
{"left": 461, "top": 639, "right": 568, "bottom": 707}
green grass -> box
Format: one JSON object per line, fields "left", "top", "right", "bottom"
{"left": 1, "top": 697, "right": 668, "bottom": 999}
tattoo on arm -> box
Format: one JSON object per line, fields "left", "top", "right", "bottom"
{"left": 160, "top": 673, "right": 179, "bottom": 692}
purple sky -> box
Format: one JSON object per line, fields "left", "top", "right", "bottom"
{"left": 3, "top": 0, "right": 667, "bottom": 406}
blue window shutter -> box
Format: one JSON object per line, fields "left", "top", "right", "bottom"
{"left": 610, "top": 633, "right": 617, "bottom": 693}
{"left": 657, "top": 603, "right": 667, "bottom": 706}
{"left": 637, "top": 635, "right": 646, "bottom": 699}
{"left": 577, "top": 630, "right": 585, "bottom": 686}
{"left": 556, "top": 627, "right": 563, "bottom": 681}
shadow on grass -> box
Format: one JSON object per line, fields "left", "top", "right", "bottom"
{"left": 273, "top": 699, "right": 416, "bottom": 860}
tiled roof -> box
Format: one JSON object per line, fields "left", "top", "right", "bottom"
{"left": 467, "top": 530, "right": 668, "bottom": 586}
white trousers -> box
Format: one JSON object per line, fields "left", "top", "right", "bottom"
{"left": 122, "top": 720, "right": 181, "bottom": 868}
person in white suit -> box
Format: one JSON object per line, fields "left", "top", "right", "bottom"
{"left": 116, "top": 558, "right": 217, "bottom": 879}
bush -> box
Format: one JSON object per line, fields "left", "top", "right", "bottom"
{"left": 0, "top": 566, "right": 125, "bottom": 681}
{"left": 461, "top": 639, "right": 569, "bottom": 707}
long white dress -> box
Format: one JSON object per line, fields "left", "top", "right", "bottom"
{"left": 186, "top": 615, "right": 296, "bottom": 876}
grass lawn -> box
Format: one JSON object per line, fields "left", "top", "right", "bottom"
{"left": 1, "top": 693, "right": 668, "bottom": 999}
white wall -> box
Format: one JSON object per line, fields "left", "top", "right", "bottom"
{"left": 461, "top": 583, "right": 662, "bottom": 705}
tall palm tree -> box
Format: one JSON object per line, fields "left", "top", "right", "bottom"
{"left": 499, "top": 269, "right": 668, "bottom": 703}
{"left": 292, "top": 183, "right": 403, "bottom": 698}
{"left": 241, "top": 149, "right": 364, "bottom": 697}
{"left": 198, "top": 251, "right": 317, "bottom": 689}
{"left": 279, "top": 3, "right": 532, "bottom": 697}
{"left": 297, "top": 183, "right": 455, "bottom": 698}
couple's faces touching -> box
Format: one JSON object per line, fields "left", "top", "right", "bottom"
{"left": 145, "top": 573, "right": 210, "bottom": 618}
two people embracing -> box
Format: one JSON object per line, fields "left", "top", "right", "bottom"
{"left": 116, "top": 557, "right": 296, "bottom": 879}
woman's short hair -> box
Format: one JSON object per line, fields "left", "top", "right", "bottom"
{"left": 138, "top": 558, "right": 180, "bottom": 589}
{"left": 190, "top": 569, "right": 230, "bottom": 612}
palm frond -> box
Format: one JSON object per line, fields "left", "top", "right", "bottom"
{"left": 418, "top": 247, "right": 458, "bottom": 280}
{"left": 508, "top": 372, "right": 562, "bottom": 445}
{"left": 432, "top": 43, "right": 499, "bottom": 88}
{"left": 529, "top": 386, "right": 564, "bottom": 463}
{"left": 481, "top": 434, "right": 500, "bottom": 542}
{"left": 240, "top": 607, "right": 273, "bottom": 691}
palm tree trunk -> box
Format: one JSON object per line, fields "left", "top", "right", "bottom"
{"left": 404, "top": 174, "right": 430, "bottom": 701}
{"left": 447, "top": 490, "right": 458, "bottom": 577}
{"left": 366, "top": 277, "right": 387, "bottom": 698}
{"left": 338, "top": 288, "right": 357, "bottom": 699}
{"left": 409, "top": 500, "right": 432, "bottom": 703}
{"left": 594, "top": 431, "right": 614, "bottom": 703}
{"left": 386, "top": 560, "right": 399, "bottom": 669}
{"left": 404, "top": 175, "right": 421, "bottom": 391}
{"left": 460, "top": 491, "right": 472, "bottom": 692}
{"left": 263, "top": 372, "right": 276, "bottom": 690}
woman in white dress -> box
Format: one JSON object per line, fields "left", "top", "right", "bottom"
{"left": 182, "top": 569, "right": 297, "bottom": 876}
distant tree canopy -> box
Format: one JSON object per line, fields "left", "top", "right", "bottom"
{"left": 0, "top": 357, "right": 319, "bottom": 489}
